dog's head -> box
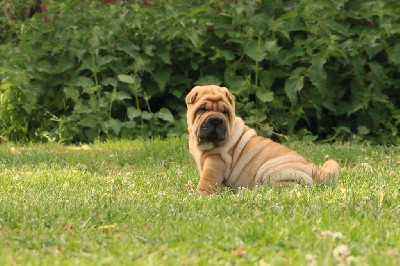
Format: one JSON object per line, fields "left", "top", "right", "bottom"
{"left": 186, "top": 85, "right": 235, "bottom": 150}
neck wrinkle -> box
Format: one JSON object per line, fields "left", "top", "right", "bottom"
{"left": 200, "top": 117, "right": 247, "bottom": 178}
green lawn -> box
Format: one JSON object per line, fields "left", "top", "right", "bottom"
{"left": 0, "top": 139, "right": 399, "bottom": 265}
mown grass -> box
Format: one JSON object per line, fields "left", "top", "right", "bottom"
{"left": 0, "top": 139, "right": 399, "bottom": 265}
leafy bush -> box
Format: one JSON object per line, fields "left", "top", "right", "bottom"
{"left": 1, "top": 1, "right": 25, "bottom": 44}
{"left": 1, "top": 0, "right": 399, "bottom": 143}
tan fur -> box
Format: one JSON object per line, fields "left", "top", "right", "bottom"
{"left": 186, "top": 85, "right": 339, "bottom": 194}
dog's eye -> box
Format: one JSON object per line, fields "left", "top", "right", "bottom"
{"left": 197, "top": 106, "right": 207, "bottom": 114}
{"left": 223, "top": 108, "right": 229, "bottom": 116}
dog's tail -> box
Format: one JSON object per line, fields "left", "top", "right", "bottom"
{"left": 313, "top": 160, "right": 339, "bottom": 184}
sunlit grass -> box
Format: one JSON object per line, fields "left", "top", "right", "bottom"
{"left": 0, "top": 139, "right": 399, "bottom": 265}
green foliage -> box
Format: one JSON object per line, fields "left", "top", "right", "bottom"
{"left": 0, "top": 0, "right": 28, "bottom": 44}
{"left": 1, "top": 0, "right": 399, "bottom": 143}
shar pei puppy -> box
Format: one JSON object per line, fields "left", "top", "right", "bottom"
{"left": 186, "top": 85, "right": 339, "bottom": 194}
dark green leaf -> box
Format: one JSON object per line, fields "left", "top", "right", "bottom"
{"left": 109, "top": 118, "right": 122, "bottom": 135}
{"left": 284, "top": 68, "right": 305, "bottom": 104}
{"left": 118, "top": 74, "right": 135, "bottom": 84}
{"left": 101, "top": 78, "right": 118, "bottom": 87}
{"left": 36, "top": 60, "right": 53, "bottom": 74}
{"left": 157, "top": 47, "right": 171, "bottom": 64}
{"left": 123, "top": 121, "right": 136, "bottom": 129}
{"left": 144, "top": 45, "right": 156, "bottom": 57}
{"left": 54, "top": 56, "right": 74, "bottom": 73}
{"left": 97, "top": 56, "right": 115, "bottom": 66}
{"left": 153, "top": 68, "right": 172, "bottom": 91}
{"left": 76, "top": 77, "right": 95, "bottom": 88}
{"left": 259, "top": 70, "right": 275, "bottom": 88}
{"left": 357, "top": 125, "right": 370, "bottom": 135}
{"left": 368, "top": 62, "right": 386, "bottom": 88}
{"left": 387, "top": 43, "right": 400, "bottom": 65}
{"left": 115, "top": 92, "right": 131, "bottom": 101}
{"left": 116, "top": 41, "right": 140, "bottom": 59}
{"left": 256, "top": 90, "right": 274, "bottom": 103}
{"left": 64, "top": 87, "right": 79, "bottom": 101}
{"left": 157, "top": 108, "right": 174, "bottom": 122}
{"left": 195, "top": 75, "right": 222, "bottom": 86}
{"left": 308, "top": 55, "right": 327, "bottom": 93}
{"left": 141, "top": 111, "right": 153, "bottom": 120}
{"left": 74, "top": 103, "right": 92, "bottom": 114}
{"left": 127, "top": 107, "right": 141, "bottom": 121}
{"left": 265, "top": 40, "right": 281, "bottom": 55}
{"left": 79, "top": 117, "right": 97, "bottom": 128}
{"left": 244, "top": 40, "right": 266, "bottom": 62}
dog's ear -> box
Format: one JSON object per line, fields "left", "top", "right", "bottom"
{"left": 185, "top": 91, "right": 198, "bottom": 105}
{"left": 226, "top": 91, "right": 235, "bottom": 106}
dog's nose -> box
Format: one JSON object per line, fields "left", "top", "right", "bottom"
{"left": 208, "top": 117, "right": 223, "bottom": 126}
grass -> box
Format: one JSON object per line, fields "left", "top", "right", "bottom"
{"left": 0, "top": 138, "right": 399, "bottom": 265}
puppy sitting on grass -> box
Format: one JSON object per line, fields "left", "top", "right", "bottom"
{"left": 185, "top": 85, "right": 339, "bottom": 194}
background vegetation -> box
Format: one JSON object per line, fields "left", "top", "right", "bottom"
{"left": 1, "top": 0, "right": 399, "bottom": 143}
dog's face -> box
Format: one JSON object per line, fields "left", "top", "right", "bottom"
{"left": 186, "top": 85, "right": 235, "bottom": 150}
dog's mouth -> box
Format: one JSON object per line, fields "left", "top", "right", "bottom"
{"left": 197, "top": 116, "right": 227, "bottom": 146}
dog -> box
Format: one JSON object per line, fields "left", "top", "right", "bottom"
{"left": 185, "top": 85, "right": 339, "bottom": 194}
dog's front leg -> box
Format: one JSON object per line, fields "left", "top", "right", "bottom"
{"left": 196, "top": 155, "right": 226, "bottom": 194}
